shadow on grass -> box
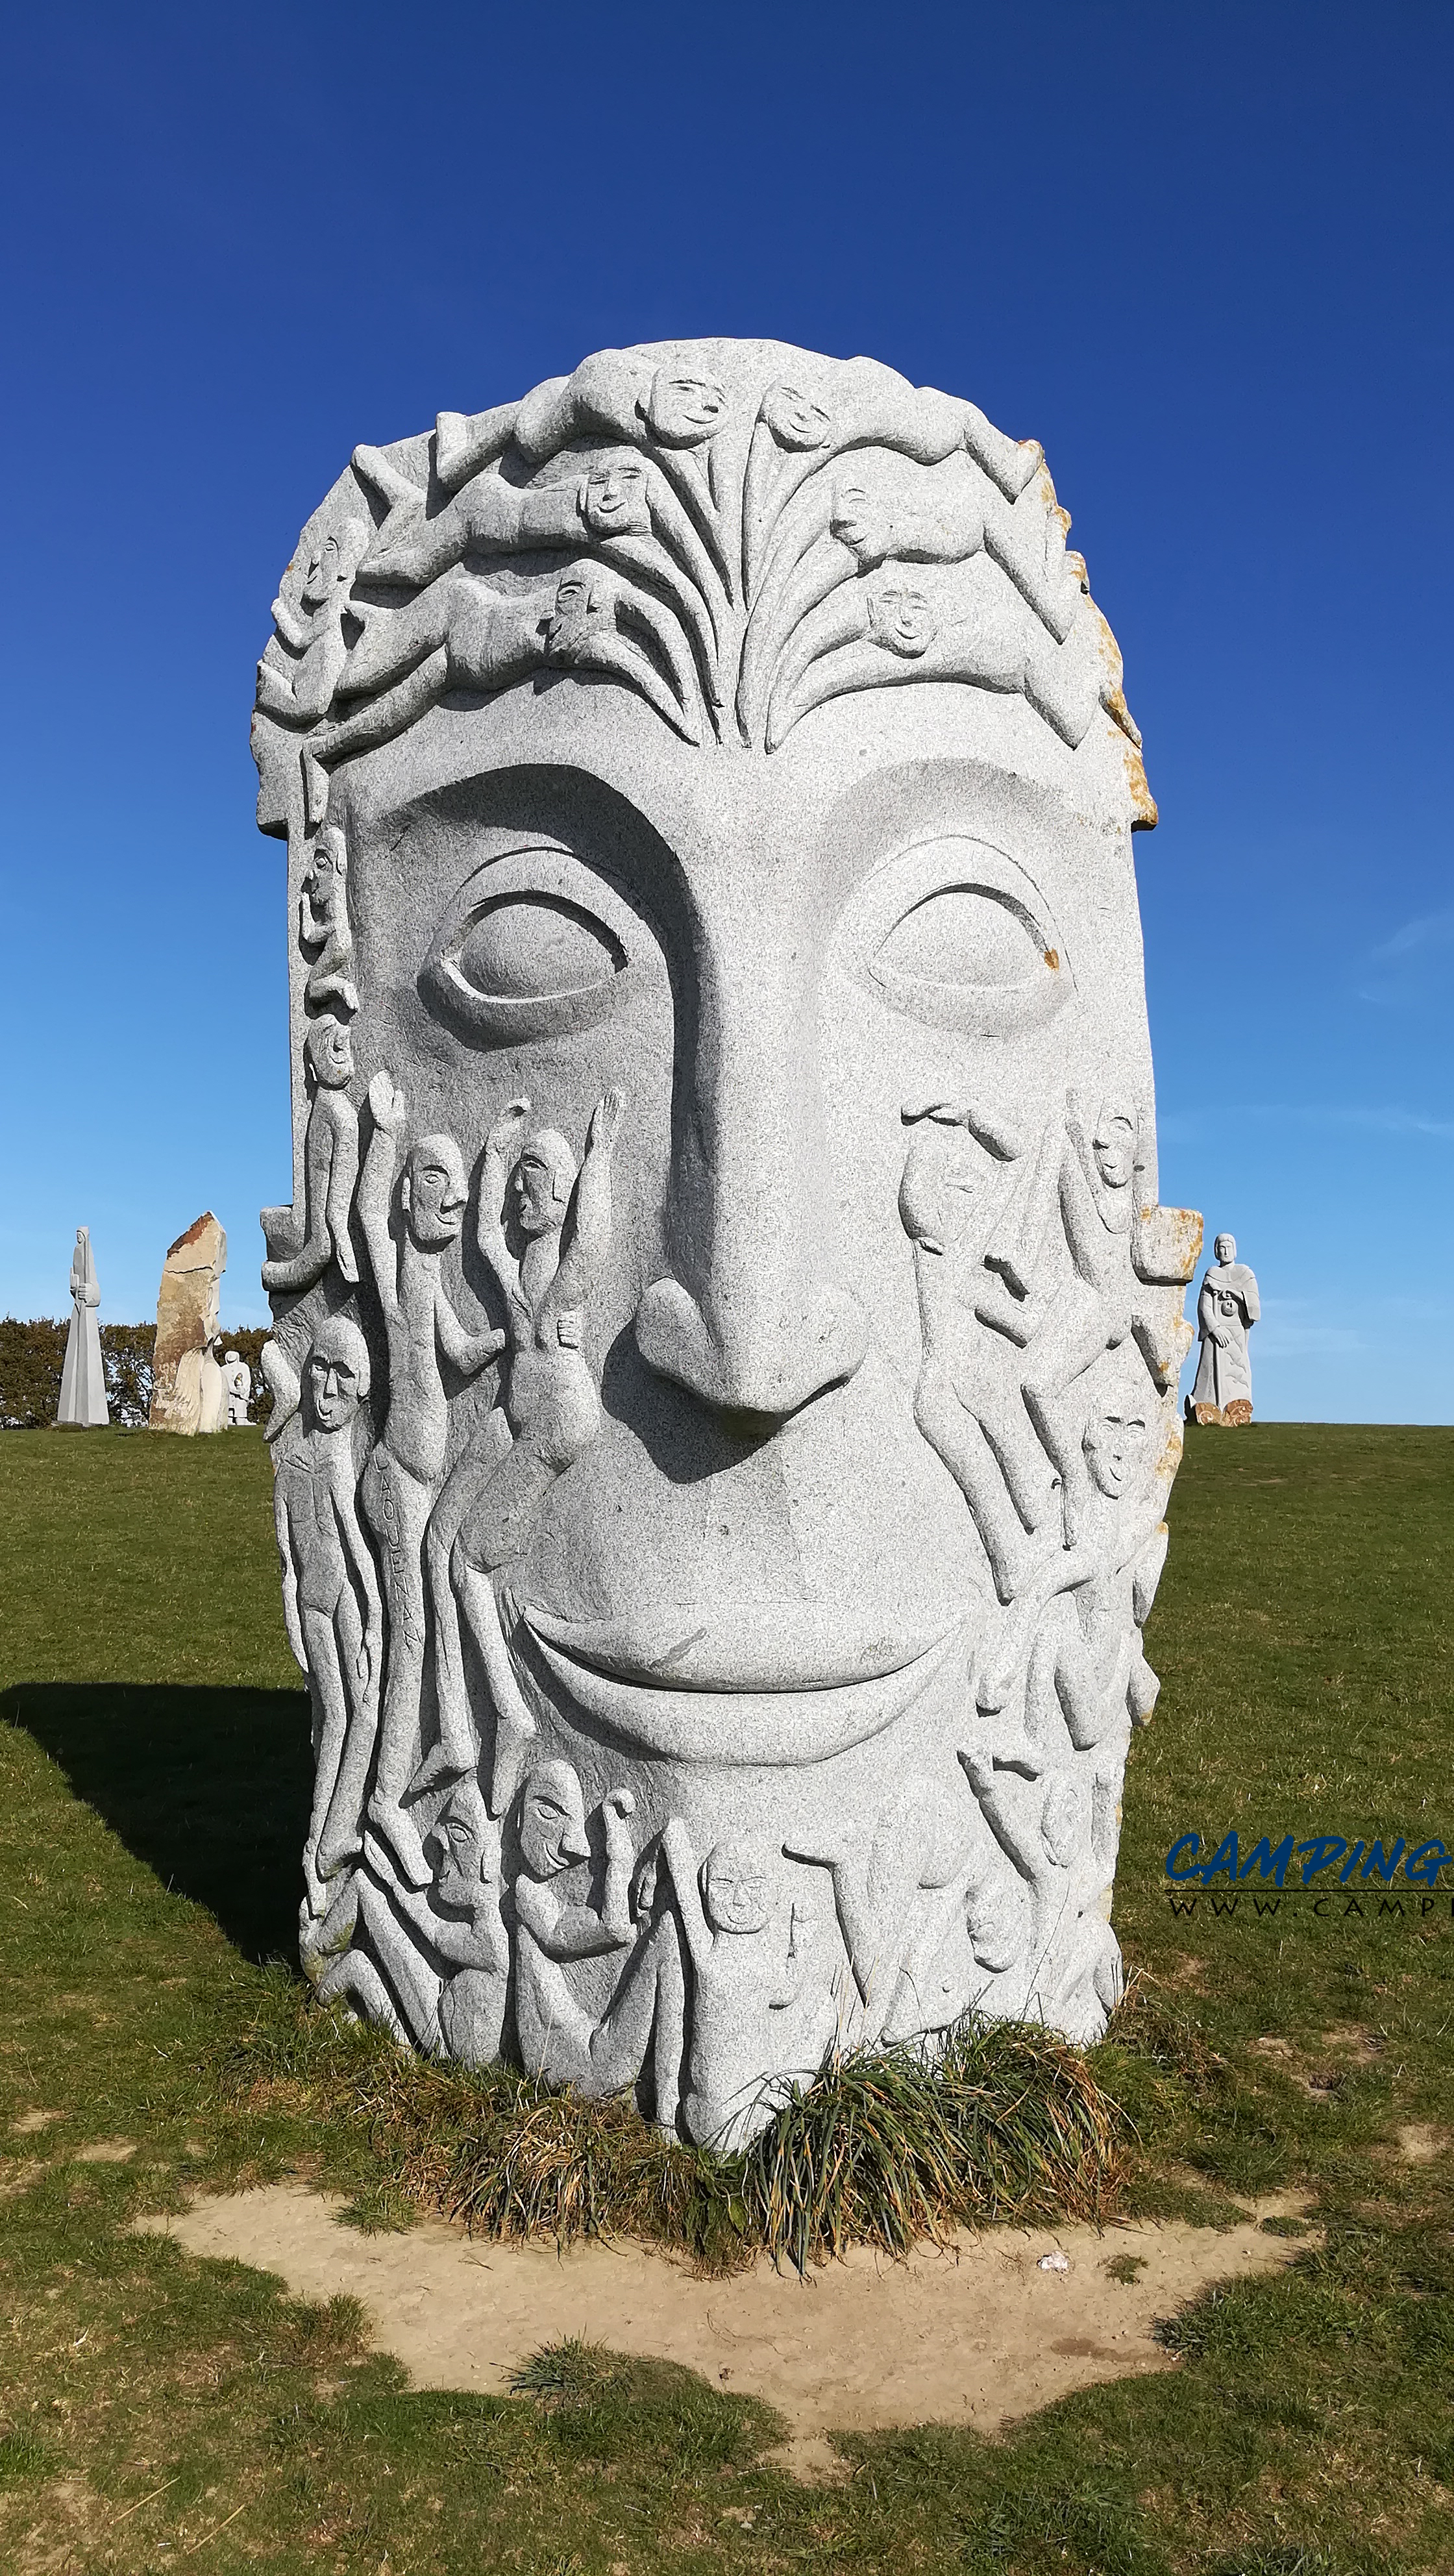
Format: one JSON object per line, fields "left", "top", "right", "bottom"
{"left": 3, "top": 1681, "right": 312, "bottom": 1963}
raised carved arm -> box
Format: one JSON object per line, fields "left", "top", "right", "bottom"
{"left": 477, "top": 1096, "right": 530, "bottom": 1308}
{"left": 661, "top": 1817, "right": 711, "bottom": 1974}
{"left": 542, "top": 1088, "right": 624, "bottom": 1322}
{"left": 434, "top": 1293, "right": 506, "bottom": 1381}
{"left": 358, "top": 1073, "right": 406, "bottom": 1326}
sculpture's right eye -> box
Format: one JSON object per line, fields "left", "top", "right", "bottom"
{"left": 420, "top": 845, "right": 640, "bottom": 1042}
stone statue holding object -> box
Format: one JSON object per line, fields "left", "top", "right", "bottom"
{"left": 222, "top": 1352, "right": 252, "bottom": 1425}
{"left": 1188, "top": 1233, "right": 1260, "bottom": 1426}
{"left": 58, "top": 1226, "right": 109, "bottom": 1428}
{"left": 253, "top": 338, "right": 1204, "bottom": 2146}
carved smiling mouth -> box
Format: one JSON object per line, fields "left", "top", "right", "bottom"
{"left": 510, "top": 1596, "right": 963, "bottom": 1766}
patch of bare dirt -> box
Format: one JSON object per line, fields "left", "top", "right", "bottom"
{"left": 72, "top": 2140, "right": 137, "bottom": 2165}
{"left": 137, "top": 2185, "right": 1314, "bottom": 2479}
{"left": 1395, "top": 2123, "right": 1448, "bottom": 2166}
{"left": 9, "top": 2111, "right": 60, "bottom": 2136}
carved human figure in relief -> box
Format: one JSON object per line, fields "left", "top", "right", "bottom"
{"left": 785, "top": 1774, "right": 982, "bottom": 2048}
{"left": 271, "top": 1319, "right": 383, "bottom": 1911}
{"left": 256, "top": 519, "right": 372, "bottom": 726}
{"left": 661, "top": 1825, "right": 815, "bottom": 2152}
{"left": 424, "top": 1093, "right": 624, "bottom": 1798}
{"left": 961, "top": 1363, "right": 1168, "bottom": 2032}
{"left": 974, "top": 1096, "right": 1181, "bottom": 1547}
{"left": 1189, "top": 1233, "right": 1260, "bottom": 1426}
{"left": 898, "top": 1098, "right": 1057, "bottom": 1603}
{"left": 356, "top": 1075, "right": 504, "bottom": 1885}
{"left": 262, "top": 1015, "right": 360, "bottom": 1296}
{"left": 299, "top": 828, "right": 358, "bottom": 1017}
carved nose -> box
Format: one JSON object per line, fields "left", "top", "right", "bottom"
{"left": 635, "top": 906, "right": 868, "bottom": 1419}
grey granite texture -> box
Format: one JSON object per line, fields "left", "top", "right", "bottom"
{"left": 1188, "top": 1232, "right": 1260, "bottom": 1426}
{"left": 58, "top": 1227, "right": 108, "bottom": 1428}
{"left": 253, "top": 340, "right": 1201, "bottom": 2147}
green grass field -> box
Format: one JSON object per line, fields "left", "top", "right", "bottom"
{"left": 1, "top": 1423, "right": 1451, "bottom": 2573}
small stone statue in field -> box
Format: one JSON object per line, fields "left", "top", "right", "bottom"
{"left": 58, "top": 1226, "right": 108, "bottom": 1427}
{"left": 222, "top": 1352, "right": 251, "bottom": 1425}
{"left": 1188, "top": 1233, "right": 1260, "bottom": 1426}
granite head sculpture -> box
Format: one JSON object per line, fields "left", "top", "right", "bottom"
{"left": 254, "top": 339, "right": 1201, "bottom": 2142}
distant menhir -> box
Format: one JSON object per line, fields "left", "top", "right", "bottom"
{"left": 252, "top": 338, "right": 1203, "bottom": 2147}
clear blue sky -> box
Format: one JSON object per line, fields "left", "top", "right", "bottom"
{"left": 3, "top": 3, "right": 1449, "bottom": 1418}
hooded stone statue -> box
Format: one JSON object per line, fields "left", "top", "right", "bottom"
{"left": 58, "top": 1227, "right": 108, "bottom": 1428}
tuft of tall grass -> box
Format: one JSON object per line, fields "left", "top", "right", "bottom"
{"left": 227, "top": 1979, "right": 1125, "bottom": 2275}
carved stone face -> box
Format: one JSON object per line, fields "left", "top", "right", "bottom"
{"left": 831, "top": 482, "right": 891, "bottom": 563}
{"left": 402, "top": 1136, "right": 467, "bottom": 1248}
{"left": 304, "top": 1017, "right": 354, "bottom": 1088}
{"left": 583, "top": 458, "right": 651, "bottom": 536}
{"left": 1215, "top": 1232, "right": 1236, "bottom": 1263}
{"left": 511, "top": 1135, "right": 574, "bottom": 1237}
{"left": 257, "top": 339, "right": 1193, "bottom": 2099}
{"left": 430, "top": 1783, "right": 498, "bottom": 1902}
{"left": 702, "top": 1840, "right": 771, "bottom": 1935}
{"left": 519, "top": 1761, "right": 591, "bottom": 1877}
{"left": 867, "top": 582, "right": 935, "bottom": 657}
{"left": 308, "top": 1348, "right": 360, "bottom": 1431}
{"left": 1092, "top": 1106, "right": 1137, "bottom": 1191}
{"left": 762, "top": 384, "right": 832, "bottom": 451}
{"left": 646, "top": 371, "right": 726, "bottom": 444}
{"left": 1083, "top": 1397, "right": 1152, "bottom": 1500}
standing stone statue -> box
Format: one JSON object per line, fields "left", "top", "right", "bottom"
{"left": 222, "top": 1351, "right": 252, "bottom": 1426}
{"left": 150, "top": 1213, "right": 228, "bottom": 1433}
{"left": 1187, "top": 1233, "right": 1260, "bottom": 1426}
{"left": 57, "top": 1226, "right": 108, "bottom": 1428}
{"left": 253, "top": 338, "right": 1203, "bottom": 2146}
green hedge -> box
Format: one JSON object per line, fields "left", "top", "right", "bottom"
{"left": 0, "top": 1318, "right": 273, "bottom": 1430}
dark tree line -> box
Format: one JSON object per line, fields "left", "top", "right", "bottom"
{"left": 0, "top": 1319, "right": 273, "bottom": 1429}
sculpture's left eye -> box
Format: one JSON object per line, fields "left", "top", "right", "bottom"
{"left": 833, "top": 835, "right": 1072, "bottom": 1039}
{"left": 420, "top": 845, "right": 639, "bottom": 1043}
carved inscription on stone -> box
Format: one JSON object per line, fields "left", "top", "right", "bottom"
{"left": 254, "top": 340, "right": 1200, "bottom": 2146}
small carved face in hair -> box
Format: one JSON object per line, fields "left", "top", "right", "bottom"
{"left": 761, "top": 383, "right": 832, "bottom": 451}
{"left": 1083, "top": 1397, "right": 1152, "bottom": 1501}
{"left": 832, "top": 481, "right": 893, "bottom": 565}
{"left": 702, "top": 1840, "right": 770, "bottom": 1935}
{"left": 1092, "top": 1105, "right": 1137, "bottom": 1191}
{"left": 868, "top": 584, "right": 935, "bottom": 658}
{"left": 402, "top": 1135, "right": 467, "bottom": 1248}
{"left": 582, "top": 458, "right": 652, "bottom": 538}
{"left": 299, "top": 521, "right": 367, "bottom": 612}
{"left": 304, "top": 1017, "right": 354, "bottom": 1089}
{"left": 519, "top": 1761, "right": 591, "bottom": 1877}
{"left": 543, "top": 571, "right": 602, "bottom": 663}
{"left": 306, "top": 1324, "right": 367, "bottom": 1431}
{"left": 1214, "top": 1232, "right": 1235, "bottom": 1263}
{"left": 646, "top": 371, "right": 726, "bottom": 445}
